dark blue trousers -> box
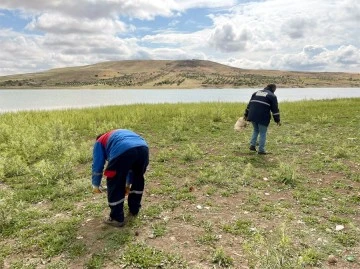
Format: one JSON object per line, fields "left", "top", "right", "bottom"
{"left": 105, "top": 146, "right": 149, "bottom": 222}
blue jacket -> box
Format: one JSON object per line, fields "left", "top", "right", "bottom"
{"left": 92, "top": 129, "right": 148, "bottom": 187}
{"left": 244, "top": 86, "right": 280, "bottom": 126}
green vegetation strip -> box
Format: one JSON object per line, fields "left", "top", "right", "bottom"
{"left": 0, "top": 99, "right": 359, "bottom": 268}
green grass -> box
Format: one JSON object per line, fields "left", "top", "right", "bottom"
{"left": 0, "top": 98, "right": 359, "bottom": 268}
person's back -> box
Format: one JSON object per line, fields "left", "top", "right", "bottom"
{"left": 106, "top": 129, "right": 148, "bottom": 161}
{"left": 245, "top": 86, "right": 279, "bottom": 126}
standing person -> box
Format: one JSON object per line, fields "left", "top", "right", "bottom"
{"left": 244, "top": 84, "right": 281, "bottom": 154}
{"left": 92, "top": 129, "right": 149, "bottom": 227}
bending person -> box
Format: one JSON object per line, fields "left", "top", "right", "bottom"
{"left": 92, "top": 129, "right": 149, "bottom": 227}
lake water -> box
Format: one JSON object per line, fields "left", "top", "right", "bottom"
{"left": 1, "top": 88, "right": 360, "bottom": 113}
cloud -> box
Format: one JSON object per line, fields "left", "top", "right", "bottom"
{"left": 0, "top": 29, "right": 51, "bottom": 75}
{"left": 0, "top": 0, "right": 237, "bottom": 21}
{"left": 340, "top": 0, "right": 360, "bottom": 21}
{"left": 268, "top": 45, "right": 360, "bottom": 72}
{"left": 334, "top": 45, "right": 360, "bottom": 65}
{"left": 0, "top": 0, "right": 359, "bottom": 75}
{"left": 141, "top": 30, "right": 205, "bottom": 46}
{"left": 26, "top": 13, "right": 127, "bottom": 35}
{"left": 175, "top": 0, "right": 237, "bottom": 10}
{"left": 0, "top": 0, "right": 175, "bottom": 20}
{"left": 281, "top": 17, "right": 314, "bottom": 39}
{"left": 208, "top": 23, "right": 249, "bottom": 52}
{"left": 223, "top": 44, "right": 360, "bottom": 73}
{"left": 303, "top": 45, "right": 327, "bottom": 58}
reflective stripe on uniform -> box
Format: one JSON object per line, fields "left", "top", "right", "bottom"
{"left": 129, "top": 190, "right": 143, "bottom": 195}
{"left": 108, "top": 198, "right": 125, "bottom": 206}
{"left": 93, "top": 172, "right": 102, "bottom": 176}
{"left": 273, "top": 113, "right": 280, "bottom": 115}
{"left": 250, "top": 100, "right": 270, "bottom": 106}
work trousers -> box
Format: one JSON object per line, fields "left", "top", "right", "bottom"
{"left": 105, "top": 146, "right": 149, "bottom": 222}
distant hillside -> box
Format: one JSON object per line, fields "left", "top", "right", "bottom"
{"left": 0, "top": 60, "right": 359, "bottom": 89}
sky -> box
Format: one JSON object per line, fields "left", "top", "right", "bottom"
{"left": 0, "top": 0, "right": 359, "bottom": 76}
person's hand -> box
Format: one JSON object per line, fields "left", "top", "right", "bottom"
{"left": 92, "top": 184, "right": 107, "bottom": 193}
{"left": 92, "top": 185, "right": 102, "bottom": 193}
{"left": 277, "top": 122, "right": 281, "bottom": 126}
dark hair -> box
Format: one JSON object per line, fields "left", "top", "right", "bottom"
{"left": 267, "top": 84, "right": 277, "bottom": 92}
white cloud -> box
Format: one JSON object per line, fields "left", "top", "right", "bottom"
{"left": 0, "top": 0, "right": 359, "bottom": 75}
{"left": 268, "top": 45, "right": 360, "bottom": 72}
{"left": 281, "top": 16, "right": 315, "bottom": 39}
{"left": 142, "top": 31, "right": 205, "bottom": 46}
{"left": 334, "top": 45, "right": 360, "bottom": 65}
{"left": 208, "top": 22, "right": 249, "bottom": 52}
{"left": 174, "top": 0, "right": 237, "bottom": 10}
{"left": 26, "top": 13, "right": 127, "bottom": 34}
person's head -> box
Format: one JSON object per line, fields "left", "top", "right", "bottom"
{"left": 266, "top": 84, "right": 277, "bottom": 93}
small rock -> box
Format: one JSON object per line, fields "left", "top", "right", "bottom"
{"left": 327, "top": 255, "right": 337, "bottom": 264}
{"left": 263, "top": 177, "right": 269, "bottom": 181}
{"left": 335, "top": 225, "right": 344, "bottom": 231}
{"left": 346, "top": 255, "right": 355, "bottom": 262}
{"left": 196, "top": 205, "right": 202, "bottom": 209}
{"left": 148, "top": 233, "right": 155, "bottom": 239}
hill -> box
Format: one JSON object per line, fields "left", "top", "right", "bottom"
{"left": 0, "top": 59, "right": 359, "bottom": 88}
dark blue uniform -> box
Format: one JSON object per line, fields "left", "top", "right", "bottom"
{"left": 244, "top": 86, "right": 280, "bottom": 126}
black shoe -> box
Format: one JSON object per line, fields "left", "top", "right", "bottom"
{"left": 249, "top": 145, "right": 256, "bottom": 151}
{"left": 129, "top": 212, "right": 138, "bottom": 217}
{"left": 257, "top": 151, "right": 267, "bottom": 155}
{"left": 104, "top": 217, "right": 125, "bottom": 227}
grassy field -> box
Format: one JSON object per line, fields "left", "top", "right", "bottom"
{"left": 0, "top": 99, "right": 359, "bottom": 268}
{"left": 1, "top": 60, "right": 360, "bottom": 89}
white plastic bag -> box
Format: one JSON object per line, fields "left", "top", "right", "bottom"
{"left": 234, "top": 117, "right": 248, "bottom": 132}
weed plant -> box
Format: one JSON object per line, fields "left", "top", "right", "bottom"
{"left": 0, "top": 98, "right": 359, "bottom": 268}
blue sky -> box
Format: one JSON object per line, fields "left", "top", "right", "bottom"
{"left": 0, "top": 0, "right": 359, "bottom": 76}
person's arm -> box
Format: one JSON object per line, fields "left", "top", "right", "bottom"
{"left": 92, "top": 141, "right": 106, "bottom": 188}
{"left": 244, "top": 103, "right": 250, "bottom": 120}
{"left": 270, "top": 95, "right": 281, "bottom": 124}
{"left": 244, "top": 93, "right": 254, "bottom": 120}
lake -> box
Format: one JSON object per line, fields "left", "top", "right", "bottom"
{"left": 1, "top": 88, "right": 360, "bottom": 113}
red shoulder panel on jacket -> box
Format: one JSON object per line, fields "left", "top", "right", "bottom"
{"left": 97, "top": 130, "right": 115, "bottom": 147}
